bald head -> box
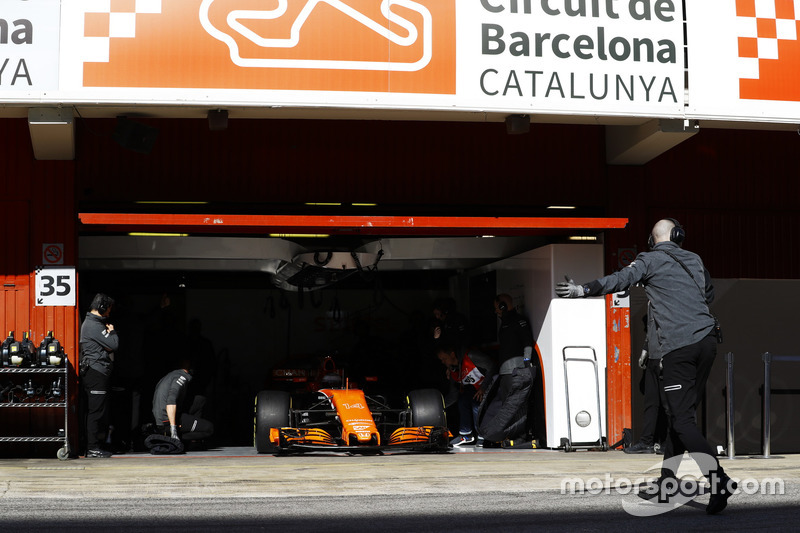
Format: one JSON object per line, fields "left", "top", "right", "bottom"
{"left": 651, "top": 219, "right": 676, "bottom": 245}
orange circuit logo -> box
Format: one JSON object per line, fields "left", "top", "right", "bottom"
{"left": 82, "top": 0, "right": 455, "bottom": 94}
{"left": 736, "top": 0, "right": 800, "bottom": 101}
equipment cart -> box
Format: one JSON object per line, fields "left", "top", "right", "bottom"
{"left": 0, "top": 366, "right": 71, "bottom": 460}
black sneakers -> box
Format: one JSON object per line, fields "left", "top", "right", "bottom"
{"left": 637, "top": 476, "right": 679, "bottom": 501}
{"left": 85, "top": 448, "right": 112, "bottom": 458}
{"left": 707, "top": 474, "right": 738, "bottom": 515}
{"left": 624, "top": 441, "right": 655, "bottom": 454}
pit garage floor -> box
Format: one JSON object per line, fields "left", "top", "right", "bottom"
{"left": 2, "top": 446, "right": 800, "bottom": 532}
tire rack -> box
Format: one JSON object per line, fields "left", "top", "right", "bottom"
{"left": 0, "top": 366, "right": 70, "bottom": 460}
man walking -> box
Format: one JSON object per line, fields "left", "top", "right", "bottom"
{"left": 556, "top": 218, "right": 737, "bottom": 514}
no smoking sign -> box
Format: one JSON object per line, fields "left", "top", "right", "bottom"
{"left": 42, "top": 243, "right": 64, "bottom": 265}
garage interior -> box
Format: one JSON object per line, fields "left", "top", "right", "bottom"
{"left": 77, "top": 218, "right": 621, "bottom": 447}
{"left": 60, "top": 116, "right": 617, "bottom": 449}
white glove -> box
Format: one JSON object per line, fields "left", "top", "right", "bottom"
{"left": 170, "top": 425, "right": 179, "bottom": 440}
{"left": 555, "top": 276, "right": 585, "bottom": 298}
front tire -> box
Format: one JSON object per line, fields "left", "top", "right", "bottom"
{"left": 254, "top": 390, "right": 291, "bottom": 453}
{"left": 406, "top": 389, "right": 446, "bottom": 428}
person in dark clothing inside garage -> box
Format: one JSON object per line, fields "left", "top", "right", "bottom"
{"left": 432, "top": 297, "right": 470, "bottom": 354}
{"left": 436, "top": 344, "right": 496, "bottom": 447}
{"left": 151, "top": 361, "right": 214, "bottom": 449}
{"left": 476, "top": 294, "right": 536, "bottom": 447}
{"left": 80, "top": 293, "right": 118, "bottom": 458}
{"left": 556, "top": 218, "right": 737, "bottom": 515}
{"left": 494, "top": 294, "right": 535, "bottom": 400}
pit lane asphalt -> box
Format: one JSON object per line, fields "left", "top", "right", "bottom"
{"left": 1, "top": 446, "right": 799, "bottom": 532}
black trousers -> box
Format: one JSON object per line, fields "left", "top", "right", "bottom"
{"left": 157, "top": 413, "right": 214, "bottom": 441}
{"left": 639, "top": 358, "right": 667, "bottom": 446}
{"left": 659, "top": 334, "right": 723, "bottom": 479}
{"left": 82, "top": 367, "right": 111, "bottom": 450}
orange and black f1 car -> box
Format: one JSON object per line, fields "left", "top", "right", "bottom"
{"left": 254, "top": 386, "right": 451, "bottom": 454}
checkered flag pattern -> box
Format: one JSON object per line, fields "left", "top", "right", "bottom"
{"left": 81, "top": 0, "right": 162, "bottom": 63}
{"left": 737, "top": 0, "right": 800, "bottom": 78}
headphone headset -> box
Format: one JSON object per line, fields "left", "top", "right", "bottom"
{"left": 495, "top": 297, "right": 508, "bottom": 313}
{"left": 648, "top": 218, "right": 685, "bottom": 249}
{"left": 94, "top": 293, "right": 113, "bottom": 315}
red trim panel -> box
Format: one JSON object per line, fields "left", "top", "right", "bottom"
{"left": 79, "top": 213, "right": 628, "bottom": 236}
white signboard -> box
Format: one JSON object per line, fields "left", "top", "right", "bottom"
{"left": 35, "top": 266, "right": 76, "bottom": 307}
{"left": 455, "top": 0, "right": 686, "bottom": 117}
{"left": 0, "top": 0, "right": 60, "bottom": 94}
{"left": 6, "top": 1, "right": 800, "bottom": 125}
{"left": 52, "top": 0, "right": 685, "bottom": 118}
{"left": 686, "top": 0, "right": 800, "bottom": 123}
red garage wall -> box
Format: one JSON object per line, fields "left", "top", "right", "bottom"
{"left": 76, "top": 118, "right": 800, "bottom": 279}
{"left": 76, "top": 119, "right": 609, "bottom": 210}
{"left": 605, "top": 129, "right": 800, "bottom": 279}
{"left": 0, "top": 119, "right": 79, "bottom": 456}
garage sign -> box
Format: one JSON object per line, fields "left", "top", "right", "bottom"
{"left": 52, "top": 0, "right": 683, "bottom": 117}
{"left": 35, "top": 266, "right": 76, "bottom": 307}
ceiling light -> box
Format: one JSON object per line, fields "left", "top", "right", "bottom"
{"left": 305, "top": 202, "right": 341, "bottom": 206}
{"left": 568, "top": 236, "right": 598, "bottom": 241}
{"left": 128, "top": 232, "right": 189, "bottom": 237}
{"left": 135, "top": 201, "right": 209, "bottom": 205}
{"left": 270, "top": 234, "right": 330, "bottom": 238}
{"left": 547, "top": 205, "right": 577, "bottom": 210}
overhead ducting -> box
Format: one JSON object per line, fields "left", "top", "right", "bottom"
{"left": 271, "top": 251, "right": 382, "bottom": 292}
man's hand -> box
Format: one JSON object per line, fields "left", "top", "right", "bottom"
{"left": 555, "top": 276, "right": 585, "bottom": 298}
{"left": 638, "top": 349, "right": 649, "bottom": 370}
{"left": 170, "top": 425, "right": 179, "bottom": 440}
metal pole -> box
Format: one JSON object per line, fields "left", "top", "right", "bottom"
{"left": 725, "top": 352, "right": 735, "bottom": 459}
{"left": 762, "top": 352, "right": 772, "bottom": 459}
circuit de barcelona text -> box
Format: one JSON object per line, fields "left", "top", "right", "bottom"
{"left": 480, "top": 70, "right": 677, "bottom": 102}
{"left": 476, "top": 0, "right": 681, "bottom": 103}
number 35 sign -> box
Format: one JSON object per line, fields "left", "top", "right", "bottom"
{"left": 35, "top": 267, "right": 76, "bottom": 307}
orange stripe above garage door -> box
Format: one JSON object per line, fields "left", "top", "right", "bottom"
{"left": 78, "top": 213, "right": 628, "bottom": 236}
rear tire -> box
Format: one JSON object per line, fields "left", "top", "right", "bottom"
{"left": 407, "top": 389, "right": 446, "bottom": 427}
{"left": 254, "top": 390, "right": 291, "bottom": 453}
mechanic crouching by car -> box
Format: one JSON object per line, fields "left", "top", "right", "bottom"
{"left": 149, "top": 359, "right": 214, "bottom": 453}
{"left": 436, "top": 344, "right": 496, "bottom": 447}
